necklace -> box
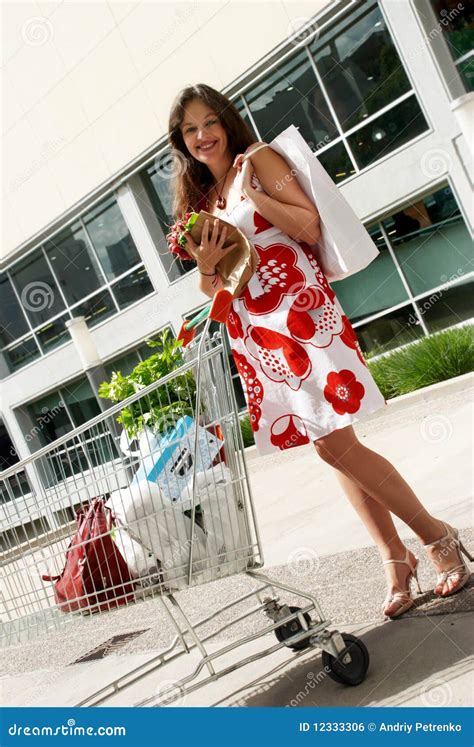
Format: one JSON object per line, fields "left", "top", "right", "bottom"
{"left": 212, "top": 164, "right": 233, "bottom": 210}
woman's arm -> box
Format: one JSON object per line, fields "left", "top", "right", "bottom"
{"left": 242, "top": 145, "right": 321, "bottom": 245}
{"left": 197, "top": 267, "right": 224, "bottom": 298}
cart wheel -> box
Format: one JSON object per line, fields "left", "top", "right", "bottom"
{"left": 274, "top": 606, "right": 312, "bottom": 651}
{"left": 321, "top": 633, "right": 369, "bottom": 686}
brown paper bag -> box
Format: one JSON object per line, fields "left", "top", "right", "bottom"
{"left": 186, "top": 210, "right": 259, "bottom": 297}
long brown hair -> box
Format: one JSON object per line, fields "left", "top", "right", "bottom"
{"left": 167, "top": 83, "right": 256, "bottom": 220}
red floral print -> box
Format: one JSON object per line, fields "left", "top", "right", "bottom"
{"left": 324, "top": 369, "right": 365, "bottom": 415}
{"left": 270, "top": 414, "right": 310, "bottom": 450}
{"left": 233, "top": 351, "right": 264, "bottom": 431}
{"left": 244, "top": 325, "right": 311, "bottom": 391}
{"left": 240, "top": 243, "right": 306, "bottom": 315}
{"left": 287, "top": 285, "right": 344, "bottom": 348}
{"left": 339, "top": 315, "right": 366, "bottom": 366}
{"left": 300, "top": 242, "right": 337, "bottom": 305}
{"left": 253, "top": 211, "right": 274, "bottom": 234}
{"left": 226, "top": 308, "right": 244, "bottom": 340}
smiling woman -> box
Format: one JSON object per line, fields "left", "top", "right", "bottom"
{"left": 166, "top": 82, "right": 473, "bottom": 622}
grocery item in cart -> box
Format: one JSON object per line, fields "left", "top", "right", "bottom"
{"left": 120, "top": 416, "right": 223, "bottom": 504}
{"left": 180, "top": 463, "right": 250, "bottom": 578}
{"left": 107, "top": 479, "right": 213, "bottom": 590}
{"left": 41, "top": 496, "right": 137, "bottom": 614}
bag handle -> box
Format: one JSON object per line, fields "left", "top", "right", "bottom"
{"left": 114, "top": 515, "right": 156, "bottom": 558}
{"left": 241, "top": 142, "right": 270, "bottom": 163}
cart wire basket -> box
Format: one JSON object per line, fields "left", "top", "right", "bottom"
{"left": 0, "top": 300, "right": 370, "bottom": 705}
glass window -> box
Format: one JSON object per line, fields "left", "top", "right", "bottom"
{"left": 419, "top": 278, "right": 474, "bottom": 332}
{"left": 310, "top": 3, "right": 412, "bottom": 131}
{"left": 382, "top": 184, "right": 474, "bottom": 296}
{"left": 60, "top": 378, "right": 101, "bottom": 427}
{"left": 71, "top": 289, "right": 116, "bottom": 328}
{"left": 0, "top": 422, "right": 32, "bottom": 503}
{"left": 44, "top": 221, "right": 104, "bottom": 305}
{"left": 316, "top": 141, "right": 356, "bottom": 183}
{"left": 235, "top": 97, "right": 257, "bottom": 137}
{"left": 111, "top": 265, "right": 155, "bottom": 310}
{"left": 35, "top": 313, "right": 71, "bottom": 354}
{"left": 27, "top": 391, "right": 73, "bottom": 447}
{"left": 0, "top": 274, "right": 29, "bottom": 346}
{"left": 2, "top": 337, "right": 40, "bottom": 373}
{"left": 347, "top": 94, "right": 429, "bottom": 169}
{"left": 83, "top": 196, "right": 141, "bottom": 280}
{"left": 9, "top": 250, "right": 66, "bottom": 328}
{"left": 104, "top": 350, "right": 140, "bottom": 378}
{"left": 331, "top": 226, "right": 409, "bottom": 324}
{"left": 355, "top": 304, "right": 425, "bottom": 356}
{"left": 431, "top": 1, "right": 474, "bottom": 90}
{"left": 246, "top": 50, "right": 338, "bottom": 146}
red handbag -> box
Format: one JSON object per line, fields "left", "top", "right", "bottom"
{"left": 42, "top": 495, "right": 137, "bottom": 614}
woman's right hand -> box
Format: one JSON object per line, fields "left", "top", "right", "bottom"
{"left": 183, "top": 218, "right": 238, "bottom": 274}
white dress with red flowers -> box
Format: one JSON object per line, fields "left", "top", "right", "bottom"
{"left": 213, "top": 183, "right": 387, "bottom": 456}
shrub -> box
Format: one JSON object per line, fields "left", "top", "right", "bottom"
{"left": 239, "top": 414, "right": 255, "bottom": 448}
{"left": 98, "top": 329, "right": 195, "bottom": 439}
{"left": 367, "top": 324, "right": 473, "bottom": 399}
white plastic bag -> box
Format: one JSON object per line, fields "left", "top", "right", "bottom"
{"left": 180, "top": 464, "right": 249, "bottom": 580}
{"left": 106, "top": 480, "right": 213, "bottom": 590}
{"left": 243, "top": 124, "right": 380, "bottom": 281}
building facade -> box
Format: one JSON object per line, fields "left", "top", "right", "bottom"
{"left": 1, "top": 0, "right": 473, "bottom": 542}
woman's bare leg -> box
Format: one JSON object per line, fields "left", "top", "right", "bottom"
{"left": 333, "top": 470, "right": 419, "bottom": 615}
{"left": 314, "top": 425, "right": 442, "bottom": 542}
{"left": 313, "top": 425, "right": 464, "bottom": 595}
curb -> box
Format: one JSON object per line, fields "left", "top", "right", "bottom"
{"left": 243, "top": 371, "right": 473, "bottom": 461}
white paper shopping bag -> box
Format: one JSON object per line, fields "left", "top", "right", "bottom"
{"left": 244, "top": 125, "right": 380, "bottom": 282}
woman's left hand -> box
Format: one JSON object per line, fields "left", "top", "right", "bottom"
{"left": 239, "top": 158, "right": 255, "bottom": 199}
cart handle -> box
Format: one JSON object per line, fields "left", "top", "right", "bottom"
{"left": 177, "top": 290, "right": 233, "bottom": 346}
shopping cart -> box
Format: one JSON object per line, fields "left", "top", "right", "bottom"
{"left": 0, "top": 293, "right": 370, "bottom": 706}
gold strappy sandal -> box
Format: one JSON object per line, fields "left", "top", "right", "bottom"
{"left": 382, "top": 548, "right": 422, "bottom": 619}
{"left": 424, "top": 522, "right": 473, "bottom": 597}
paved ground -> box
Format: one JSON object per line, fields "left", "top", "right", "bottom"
{"left": 1, "top": 373, "right": 473, "bottom": 708}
